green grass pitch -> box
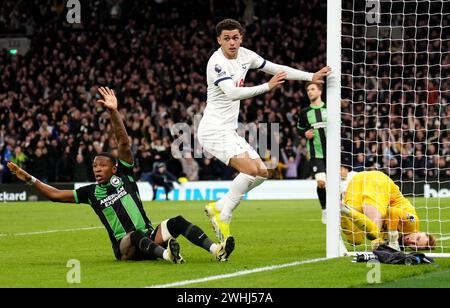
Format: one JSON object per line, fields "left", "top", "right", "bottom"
{"left": 0, "top": 199, "right": 449, "bottom": 288}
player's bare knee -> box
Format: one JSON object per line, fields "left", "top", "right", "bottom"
{"left": 244, "top": 165, "right": 259, "bottom": 177}
{"left": 317, "top": 180, "right": 326, "bottom": 189}
{"left": 119, "top": 233, "right": 135, "bottom": 260}
{"left": 258, "top": 168, "right": 269, "bottom": 178}
{"left": 315, "top": 173, "right": 326, "bottom": 187}
{"left": 120, "top": 243, "right": 136, "bottom": 261}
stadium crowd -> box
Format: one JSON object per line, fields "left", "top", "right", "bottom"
{"left": 341, "top": 0, "right": 450, "bottom": 182}
{"left": 0, "top": 0, "right": 449, "bottom": 184}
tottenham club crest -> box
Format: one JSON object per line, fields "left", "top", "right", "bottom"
{"left": 110, "top": 175, "right": 123, "bottom": 188}
{"left": 215, "top": 64, "right": 222, "bottom": 73}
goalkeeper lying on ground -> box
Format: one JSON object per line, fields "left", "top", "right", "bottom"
{"left": 340, "top": 169, "right": 436, "bottom": 251}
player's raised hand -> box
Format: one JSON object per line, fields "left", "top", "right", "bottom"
{"left": 7, "top": 161, "right": 32, "bottom": 183}
{"left": 312, "top": 66, "right": 332, "bottom": 84}
{"left": 268, "top": 72, "right": 287, "bottom": 90}
{"left": 97, "top": 87, "right": 118, "bottom": 111}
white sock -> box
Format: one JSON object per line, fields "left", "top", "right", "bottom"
{"left": 388, "top": 230, "right": 399, "bottom": 243}
{"left": 247, "top": 176, "right": 266, "bottom": 192}
{"left": 215, "top": 200, "right": 224, "bottom": 211}
{"left": 219, "top": 173, "right": 266, "bottom": 223}
{"left": 162, "top": 250, "right": 170, "bottom": 261}
{"left": 209, "top": 243, "right": 219, "bottom": 255}
{"left": 215, "top": 176, "right": 267, "bottom": 212}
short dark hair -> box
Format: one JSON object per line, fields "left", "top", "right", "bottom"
{"left": 341, "top": 164, "right": 353, "bottom": 172}
{"left": 305, "top": 81, "right": 323, "bottom": 92}
{"left": 216, "top": 18, "right": 245, "bottom": 37}
{"left": 95, "top": 152, "right": 117, "bottom": 165}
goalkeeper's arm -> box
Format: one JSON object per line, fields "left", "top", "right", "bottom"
{"left": 386, "top": 208, "right": 404, "bottom": 251}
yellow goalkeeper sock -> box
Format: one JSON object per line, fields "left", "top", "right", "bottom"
{"left": 341, "top": 216, "right": 364, "bottom": 245}
{"left": 344, "top": 206, "right": 380, "bottom": 241}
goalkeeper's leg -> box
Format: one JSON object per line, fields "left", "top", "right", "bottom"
{"left": 341, "top": 216, "right": 364, "bottom": 245}
{"left": 341, "top": 204, "right": 381, "bottom": 240}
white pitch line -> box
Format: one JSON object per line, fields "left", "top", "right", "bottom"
{"left": 147, "top": 257, "right": 328, "bottom": 288}
{"left": 0, "top": 226, "right": 103, "bottom": 237}
{"left": 0, "top": 222, "right": 164, "bottom": 237}
{"left": 438, "top": 237, "right": 450, "bottom": 241}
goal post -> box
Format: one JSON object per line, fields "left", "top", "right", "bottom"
{"left": 326, "top": 0, "right": 450, "bottom": 259}
{"left": 326, "top": 0, "right": 344, "bottom": 259}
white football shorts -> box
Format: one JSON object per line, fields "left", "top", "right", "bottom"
{"left": 197, "top": 128, "right": 260, "bottom": 165}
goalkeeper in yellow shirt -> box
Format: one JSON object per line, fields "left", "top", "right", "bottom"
{"left": 340, "top": 170, "right": 436, "bottom": 251}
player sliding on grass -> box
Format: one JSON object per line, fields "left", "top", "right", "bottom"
{"left": 199, "top": 18, "right": 332, "bottom": 241}
{"left": 7, "top": 87, "right": 234, "bottom": 263}
{"left": 340, "top": 170, "right": 436, "bottom": 251}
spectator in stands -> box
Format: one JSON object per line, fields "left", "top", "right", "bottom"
{"left": 281, "top": 146, "right": 302, "bottom": 180}
{"left": 414, "top": 151, "right": 426, "bottom": 179}
{"left": 136, "top": 150, "right": 154, "bottom": 182}
{"left": 11, "top": 146, "right": 27, "bottom": 169}
{"left": 30, "top": 148, "right": 49, "bottom": 183}
{"left": 149, "top": 162, "right": 180, "bottom": 201}
{"left": 0, "top": 157, "right": 4, "bottom": 184}
{"left": 56, "top": 146, "right": 74, "bottom": 182}
{"left": 179, "top": 151, "right": 199, "bottom": 181}
{"left": 353, "top": 153, "right": 365, "bottom": 173}
{"left": 73, "top": 154, "right": 88, "bottom": 182}
{"left": 199, "top": 158, "right": 219, "bottom": 181}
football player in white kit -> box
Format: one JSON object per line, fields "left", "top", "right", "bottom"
{"left": 199, "top": 19, "right": 332, "bottom": 241}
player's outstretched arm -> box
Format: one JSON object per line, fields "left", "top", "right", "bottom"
{"left": 311, "top": 66, "right": 333, "bottom": 84}
{"left": 261, "top": 62, "right": 332, "bottom": 84}
{"left": 7, "top": 162, "right": 75, "bottom": 203}
{"left": 97, "top": 87, "right": 133, "bottom": 164}
{"left": 219, "top": 72, "right": 287, "bottom": 101}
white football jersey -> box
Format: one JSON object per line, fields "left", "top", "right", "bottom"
{"left": 201, "top": 47, "right": 266, "bottom": 130}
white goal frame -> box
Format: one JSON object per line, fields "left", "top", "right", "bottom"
{"left": 326, "top": 0, "right": 344, "bottom": 259}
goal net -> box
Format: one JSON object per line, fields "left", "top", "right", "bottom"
{"left": 330, "top": 0, "right": 450, "bottom": 257}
